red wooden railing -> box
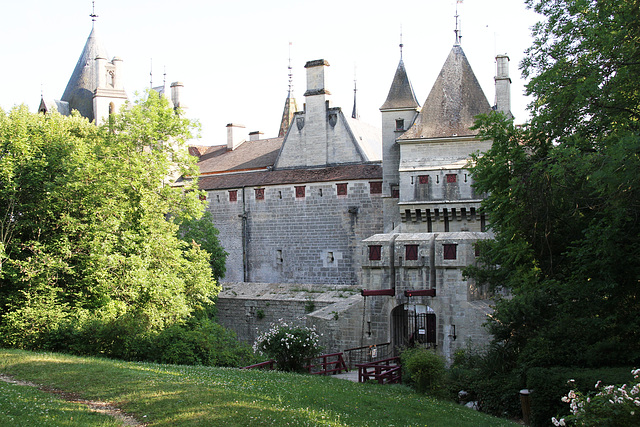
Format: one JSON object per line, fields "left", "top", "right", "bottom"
{"left": 304, "top": 352, "right": 348, "bottom": 375}
{"left": 356, "top": 357, "right": 402, "bottom": 385}
{"left": 240, "top": 359, "right": 276, "bottom": 370}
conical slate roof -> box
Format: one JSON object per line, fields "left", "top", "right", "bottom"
{"left": 278, "top": 90, "right": 298, "bottom": 137}
{"left": 61, "top": 27, "right": 109, "bottom": 122}
{"left": 400, "top": 45, "right": 490, "bottom": 140}
{"left": 380, "top": 59, "right": 420, "bottom": 110}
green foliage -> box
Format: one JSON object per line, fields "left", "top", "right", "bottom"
{"left": 401, "top": 347, "right": 447, "bottom": 397}
{"left": 178, "top": 210, "right": 227, "bottom": 281}
{"left": 448, "top": 345, "right": 524, "bottom": 419}
{"left": 151, "top": 317, "right": 257, "bottom": 367}
{"left": 551, "top": 370, "right": 640, "bottom": 427}
{"left": 253, "top": 321, "right": 321, "bottom": 372}
{"left": 526, "top": 367, "right": 634, "bottom": 427}
{"left": 0, "top": 93, "right": 221, "bottom": 356}
{"left": 466, "top": 0, "right": 640, "bottom": 372}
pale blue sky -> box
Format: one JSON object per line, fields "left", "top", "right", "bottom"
{"left": 1, "top": 0, "right": 540, "bottom": 144}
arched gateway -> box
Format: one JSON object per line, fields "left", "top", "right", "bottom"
{"left": 391, "top": 304, "right": 436, "bottom": 352}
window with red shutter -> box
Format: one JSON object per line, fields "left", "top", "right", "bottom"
{"left": 336, "top": 183, "right": 348, "bottom": 196}
{"left": 369, "top": 181, "right": 382, "bottom": 194}
{"left": 295, "top": 186, "right": 305, "bottom": 198}
{"left": 369, "top": 245, "right": 382, "bottom": 261}
{"left": 229, "top": 190, "right": 237, "bottom": 202}
{"left": 446, "top": 174, "right": 457, "bottom": 183}
{"left": 419, "top": 175, "right": 429, "bottom": 184}
{"left": 443, "top": 244, "right": 457, "bottom": 260}
{"left": 255, "top": 188, "right": 265, "bottom": 200}
{"left": 406, "top": 244, "right": 419, "bottom": 260}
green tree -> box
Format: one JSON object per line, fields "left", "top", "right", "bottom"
{"left": 466, "top": 0, "right": 640, "bottom": 369}
{"left": 0, "top": 92, "right": 222, "bottom": 353}
{"left": 178, "top": 211, "right": 227, "bottom": 281}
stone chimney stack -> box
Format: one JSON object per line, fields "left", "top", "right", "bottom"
{"left": 227, "top": 123, "right": 246, "bottom": 151}
{"left": 494, "top": 54, "right": 512, "bottom": 117}
{"left": 249, "top": 131, "right": 263, "bottom": 141}
{"left": 170, "top": 81, "right": 184, "bottom": 110}
{"left": 304, "top": 60, "right": 331, "bottom": 115}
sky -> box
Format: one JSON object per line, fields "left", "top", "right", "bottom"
{"left": 1, "top": 0, "right": 541, "bottom": 145}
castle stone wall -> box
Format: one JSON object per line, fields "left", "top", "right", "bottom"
{"left": 207, "top": 178, "right": 383, "bottom": 285}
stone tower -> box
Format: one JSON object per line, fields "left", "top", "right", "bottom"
{"left": 379, "top": 45, "right": 420, "bottom": 233}
{"left": 40, "top": 20, "right": 127, "bottom": 123}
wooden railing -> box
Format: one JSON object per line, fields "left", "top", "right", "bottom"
{"left": 240, "top": 360, "right": 276, "bottom": 370}
{"left": 304, "top": 352, "right": 348, "bottom": 375}
{"left": 356, "top": 357, "right": 402, "bottom": 385}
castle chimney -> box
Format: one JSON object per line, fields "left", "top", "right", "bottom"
{"left": 170, "top": 81, "right": 184, "bottom": 110}
{"left": 494, "top": 54, "right": 512, "bottom": 117}
{"left": 249, "top": 131, "right": 263, "bottom": 141}
{"left": 304, "top": 59, "right": 330, "bottom": 97}
{"left": 227, "top": 123, "right": 246, "bottom": 151}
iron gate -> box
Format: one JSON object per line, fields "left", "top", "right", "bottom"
{"left": 392, "top": 305, "right": 436, "bottom": 351}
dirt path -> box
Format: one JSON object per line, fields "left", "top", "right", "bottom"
{"left": 0, "top": 373, "right": 146, "bottom": 426}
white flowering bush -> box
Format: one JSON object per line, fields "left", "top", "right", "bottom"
{"left": 553, "top": 369, "right": 640, "bottom": 426}
{"left": 253, "top": 321, "right": 322, "bottom": 372}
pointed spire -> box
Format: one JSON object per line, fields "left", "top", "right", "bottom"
{"left": 400, "top": 45, "right": 491, "bottom": 140}
{"left": 351, "top": 66, "right": 358, "bottom": 119}
{"left": 60, "top": 19, "right": 109, "bottom": 122}
{"left": 380, "top": 37, "right": 419, "bottom": 111}
{"left": 278, "top": 42, "right": 299, "bottom": 137}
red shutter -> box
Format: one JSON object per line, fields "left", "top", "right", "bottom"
{"left": 446, "top": 174, "right": 457, "bottom": 183}
{"left": 406, "top": 245, "right": 419, "bottom": 260}
{"left": 295, "top": 186, "right": 306, "bottom": 198}
{"left": 369, "top": 245, "right": 382, "bottom": 260}
{"left": 229, "top": 190, "right": 238, "bottom": 202}
{"left": 255, "top": 188, "right": 265, "bottom": 200}
{"left": 336, "top": 183, "right": 348, "bottom": 196}
{"left": 369, "top": 181, "right": 382, "bottom": 194}
{"left": 419, "top": 175, "right": 429, "bottom": 184}
{"left": 443, "top": 244, "right": 457, "bottom": 260}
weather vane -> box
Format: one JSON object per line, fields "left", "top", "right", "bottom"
{"left": 90, "top": 1, "right": 99, "bottom": 23}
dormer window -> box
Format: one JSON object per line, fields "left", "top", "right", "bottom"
{"left": 395, "top": 119, "right": 405, "bottom": 131}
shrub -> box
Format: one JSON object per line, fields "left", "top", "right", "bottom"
{"left": 149, "top": 318, "right": 257, "bottom": 367}
{"left": 527, "top": 367, "right": 634, "bottom": 427}
{"left": 401, "top": 347, "right": 447, "bottom": 397}
{"left": 253, "top": 321, "right": 321, "bottom": 372}
{"left": 552, "top": 369, "right": 640, "bottom": 427}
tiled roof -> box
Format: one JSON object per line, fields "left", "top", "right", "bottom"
{"left": 196, "top": 137, "right": 283, "bottom": 175}
{"left": 198, "top": 163, "right": 382, "bottom": 191}
{"left": 380, "top": 59, "right": 420, "bottom": 111}
{"left": 400, "top": 45, "right": 491, "bottom": 140}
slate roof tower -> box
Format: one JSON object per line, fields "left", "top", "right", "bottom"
{"left": 380, "top": 41, "right": 420, "bottom": 232}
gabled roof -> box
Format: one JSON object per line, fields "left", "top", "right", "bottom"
{"left": 400, "top": 45, "right": 491, "bottom": 140}
{"left": 61, "top": 27, "right": 109, "bottom": 122}
{"left": 380, "top": 59, "right": 420, "bottom": 111}
{"left": 196, "top": 137, "right": 284, "bottom": 175}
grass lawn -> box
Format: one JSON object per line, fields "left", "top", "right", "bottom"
{"left": 0, "top": 349, "right": 517, "bottom": 426}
